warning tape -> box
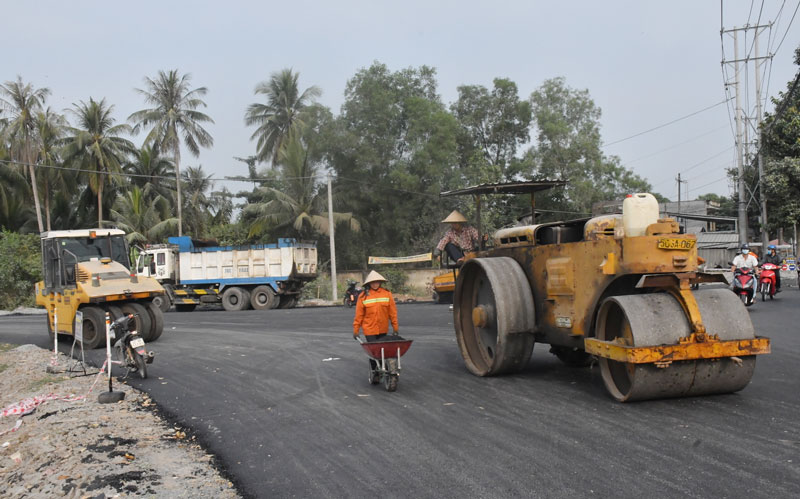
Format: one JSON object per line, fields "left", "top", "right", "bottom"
{"left": 0, "top": 360, "right": 109, "bottom": 436}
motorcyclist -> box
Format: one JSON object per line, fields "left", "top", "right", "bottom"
{"left": 762, "top": 244, "right": 782, "bottom": 293}
{"left": 731, "top": 244, "right": 759, "bottom": 277}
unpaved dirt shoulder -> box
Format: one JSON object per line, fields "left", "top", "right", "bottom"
{"left": 0, "top": 344, "right": 240, "bottom": 498}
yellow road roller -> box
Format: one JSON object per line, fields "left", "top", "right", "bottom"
{"left": 35, "top": 229, "right": 166, "bottom": 349}
{"left": 443, "top": 181, "right": 770, "bottom": 402}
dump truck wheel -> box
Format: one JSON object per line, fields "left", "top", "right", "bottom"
{"left": 222, "top": 287, "right": 251, "bottom": 312}
{"left": 144, "top": 301, "right": 164, "bottom": 341}
{"left": 454, "top": 257, "right": 535, "bottom": 376}
{"left": 250, "top": 286, "right": 276, "bottom": 310}
{"left": 595, "top": 289, "right": 756, "bottom": 402}
{"left": 278, "top": 295, "right": 298, "bottom": 309}
{"left": 79, "top": 306, "right": 107, "bottom": 349}
{"left": 120, "top": 302, "right": 153, "bottom": 341}
{"left": 152, "top": 294, "right": 171, "bottom": 313}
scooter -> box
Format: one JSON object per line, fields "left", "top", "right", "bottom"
{"left": 732, "top": 267, "right": 756, "bottom": 306}
{"left": 758, "top": 263, "right": 779, "bottom": 301}
{"left": 110, "top": 314, "right": 154, "bottom": 379}
{"left": 343, "top": 280, "right": 362, "bottom": 307}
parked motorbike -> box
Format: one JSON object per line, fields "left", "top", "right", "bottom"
{"left": 758, "top": 263, "right": 779, "bottom": 301}
{"left": 732, "top": 267, "right": 756, "bottom": 306}
{"left": 343, "top": 280, "right": 363, "bottom": 307}
{"left": 110, "top": 313, "right": 154, "bottom": 379}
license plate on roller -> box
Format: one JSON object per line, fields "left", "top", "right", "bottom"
{"left": 130, "top": 338, "right": 145, "bottom": 348}
{"left": 657, "top": 238, "right": 696, "bottom": 250}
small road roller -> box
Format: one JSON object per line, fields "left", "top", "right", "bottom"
{"left": 443, "top": 181, "right": 770, "bottom": 402}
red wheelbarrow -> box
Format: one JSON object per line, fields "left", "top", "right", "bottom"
{"left": 356, "top": 335, "right": 413, "bottom": 392}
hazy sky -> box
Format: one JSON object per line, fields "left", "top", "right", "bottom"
{"left": 4, "top": 1, "right": 799, "bottom": 202}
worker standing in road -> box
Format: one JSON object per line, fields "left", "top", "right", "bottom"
{"left": 763, "top": 244, "right": 782, "bottom": 293}
{"left": 433, "top": 210, "right": 480, "bottom": 265}
{"left": 353, "top": 271, "right": 399, "bottom": 343}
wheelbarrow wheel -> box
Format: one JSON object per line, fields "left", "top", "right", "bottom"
{"left": 384, "top": 359, "right": 398, "bottom": 392}
{"left": 368, "top": 361, "right": 380, "bottom": 385}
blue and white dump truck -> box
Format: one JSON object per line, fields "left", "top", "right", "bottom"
{"left": 136, "top": 237, "right": 317, "bottom": 312}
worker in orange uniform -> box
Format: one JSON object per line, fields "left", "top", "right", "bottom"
{"left": 353, "top": 271, "right": 399, "bottom": 346}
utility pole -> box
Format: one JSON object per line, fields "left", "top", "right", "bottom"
{"left": 676, "top": 173, "right": 687, "bottom": 230}
{"left": 734, "top": 30, "right": 748, "bottom": 244}
{"left": 327, "top": 174, "right": 337, "bottom": 302}
{"left": 754, "top": 30, "right": 768, "bottom": 246}
{"left": 721, "top": 23, "right": 774, "bottom": 246}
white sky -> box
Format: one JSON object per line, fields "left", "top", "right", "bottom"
{"left": 3, "top": 1, "right": 799, "bottom": 202}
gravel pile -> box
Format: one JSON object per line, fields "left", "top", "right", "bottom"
{"left": 0, "top": 344, "right": 239, "bottom": 498}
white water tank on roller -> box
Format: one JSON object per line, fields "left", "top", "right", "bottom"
{"left": 622, "top": 193, "right": 659, "bottom": 237}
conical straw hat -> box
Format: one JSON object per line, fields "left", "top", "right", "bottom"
{"left": 442, "top": 210, "right": 467, "bottom": 223}
{"left": 363, "top": 270, "right": 387, "bottom": 285}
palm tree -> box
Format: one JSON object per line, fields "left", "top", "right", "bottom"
{"left": 245, "top": 69, "right": 321, "bottom": 164}
{"left": 62, "top": 98, "right": 136, "bottom": 227}
{"left": 0, "top": 77, "right": 50, "bottom": 232}
{"left": 180, "top": 165, "right": 214, "bottom": 237}
{"left": 128, "top": 70, "right": 214, "bottom": 237}
{"left": 242, "top": 136, "right": 358, "bottom": 239}
{"left": 111, "top": 186, "right": 177, "bottom": 245}
{"left": 124, "top": 144, "right": 175, "bottom": 203}
{"left": 35, "top": 108, "right": 68, "bottom": 231}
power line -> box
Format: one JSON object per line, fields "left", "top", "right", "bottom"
{"left": 773, "top": 0, "right": 800, "bottom": 56}
{"left": 621, "top": 125, "right": 729, "bottom": 165}
{"left": 603, "top": 100, "right": 729, "bottom": 147}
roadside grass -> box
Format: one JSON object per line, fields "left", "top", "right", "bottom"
{"left": 0, "top": 363, "right": 8, "bottom": 373}
{"left": 0, "top": 343, "right": 14, "bottom": 353}
{"left": 27, "top": 374, "right": 67, "bottom": 392}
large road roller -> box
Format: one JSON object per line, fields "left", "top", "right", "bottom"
{"left": 35, "top": 229, "right": 166, "bottom": 349}
{"left": 443, "top": 181, "right": 770, "bottom": 402}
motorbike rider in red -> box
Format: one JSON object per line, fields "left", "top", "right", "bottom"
{"left": 762, "top": 244, "right": 782, "bottom": 293}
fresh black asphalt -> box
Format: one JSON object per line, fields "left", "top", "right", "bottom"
{"left": 1, "top": 292, "right": 798, "bottom": 498}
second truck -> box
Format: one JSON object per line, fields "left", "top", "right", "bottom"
{"left": 136, "top": 236, "right": 317, "bottom": 312}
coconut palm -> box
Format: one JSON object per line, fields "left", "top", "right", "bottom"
{"left": 242, "top": 136, "right": 358, "bottom": 239}
{"left": 0, "top": 77, "right": 50, "bottom": 232}
{"left": 62, "top": 98, "right": 136, "bottom": 227}
{"left": 35, "top": 108, "right": 69, "bottom": 231}
{"left": 128, "top": 70, "right": 214, "bottom": 237}
{"left": 124, "top": 144, "right": 175, "bottom": 203}
{"left": 111, "top": 186, "right": 177, "bottom": 245}
{"left": 245, "top": 69, "right": 321, "bottom": 164}
{"left": 180, "top": 165, "right": 215, "bottom": 238}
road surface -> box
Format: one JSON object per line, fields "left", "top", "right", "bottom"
{"left": 1, "top": 293, "right": 798, "bottom": 498}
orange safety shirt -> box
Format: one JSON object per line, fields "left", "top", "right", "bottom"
{"left": 352, "top": 287, "right": 399, "bottom": 336}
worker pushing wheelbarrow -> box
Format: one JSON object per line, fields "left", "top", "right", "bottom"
{"left": 352, "top": 271, "right": 412, "bottom": 392}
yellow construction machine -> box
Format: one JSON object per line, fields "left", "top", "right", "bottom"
{"left": 445, "top": 181, "right": 770, "bottom": 402}
{"left": 35, "top": 229, "right": 166, "bottom": 349}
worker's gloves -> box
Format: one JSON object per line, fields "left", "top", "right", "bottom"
{"left": 353, "top": 334, "right": 360, "bottom": 341}
{"left": 392, "top": 329, "right": 399, "bottom": 336}
{"left": 432, "top": 248, "right": 441, "bottom": 257}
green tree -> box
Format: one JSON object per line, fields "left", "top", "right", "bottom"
{"left": 0, "top": 231, "right": 41, "bottom": 309}
{"left": 526, "top": 77, "right": 652, "bottom": 218}
{"left": 325, "top": 62, "right": 459, "bottom": 265}
{"left": 0, "top": 77, "right": 49, "bottom": 232}
{"left": 129, "top": 70, "right": 214, "bottom": 237}
{"left": 451, "top": 78, "right": 532, "bottom": 184}
{"left": 242, "top": 136, "right": 359, "bottom": 239}
{"left": 124, "top": 144, "right": 176, "bottom": 205}
{"left": 34, "top": 107, "right": 69, "bottom": 231}
{"left": 244, "top": 68, "right": 321, "bottom": 164}
{"left": 111, "top": 186, "right": 177, "bottom": 245}
{"left": 180, "top": 165, "right": 216, "bottom": 238}
{"left": 62, "top": 98, "right": 136, "bottom": 227}
{"left": 761, "top": 47, "right": 800, "bottom": 233}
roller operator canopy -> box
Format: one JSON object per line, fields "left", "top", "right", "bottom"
{"left": 439, "top": 180, "right": 567, "bottom": 197}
